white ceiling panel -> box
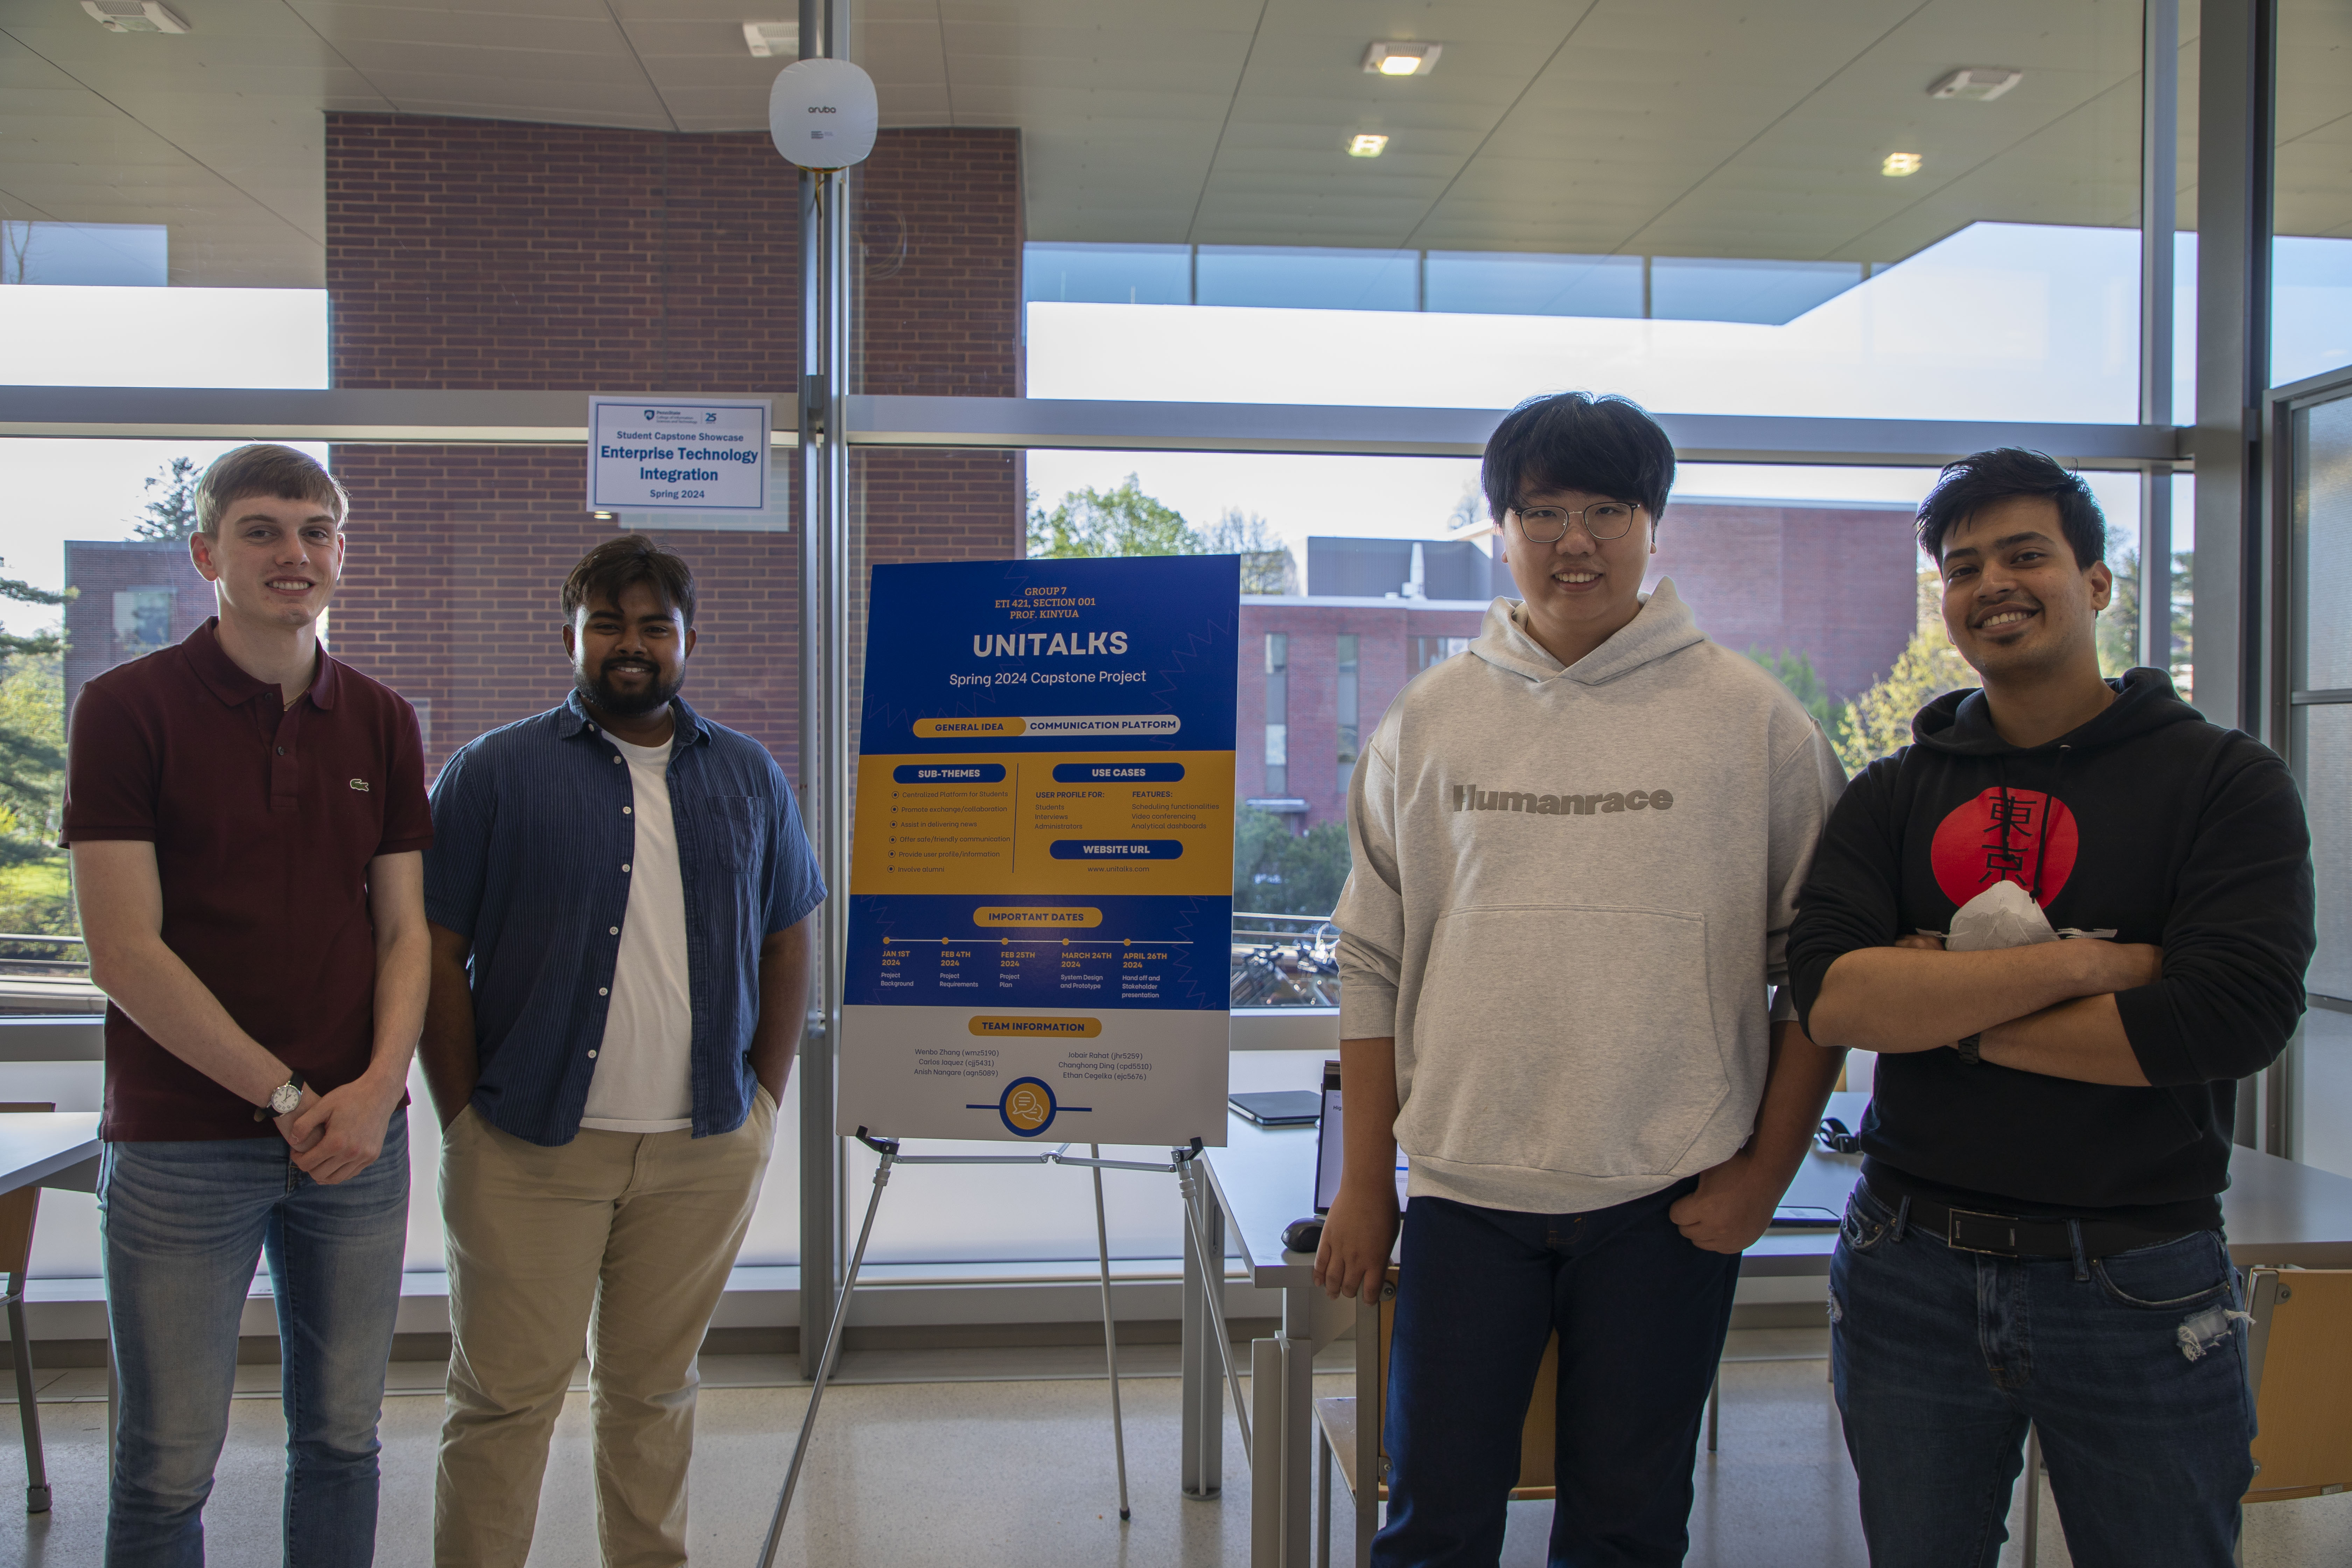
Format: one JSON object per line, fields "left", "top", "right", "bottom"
{"left": 0, "top": 0, "right": 2341, "bottom": 290}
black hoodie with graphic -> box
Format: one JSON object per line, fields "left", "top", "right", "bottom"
{"left": 1788, "top": 668, "right": 2315, "bottom": 1230}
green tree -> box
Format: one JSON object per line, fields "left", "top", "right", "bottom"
{"left": 1747, "top": 648, "right": 1850, "bottom": 739}
{"left": 0, "top": 562, "right": 71, "bottom": 887}
{"left": 131, "top": 456, "right": 204, "bottom": 541}
{"left": 1027, "top": 474, "right": 1195, "bottom": 558}
{"left": 1830, "top": 571, "right": 1975, "bottom": 774}
{"left": 2095, "top": 546, "right": 2194, "bottom": 679}
{"left": 1233, "top": 807, "right": 1353, "bottom": 917}
{"left": 0, "top": 652, "right": 66, "bottom": 875}
{"left": 1028, "top": 478, "right": 1303, "bottom": 590}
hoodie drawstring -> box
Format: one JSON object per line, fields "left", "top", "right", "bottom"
{"left": 2031, "top": 746, "right": 2068, "bottom": 906}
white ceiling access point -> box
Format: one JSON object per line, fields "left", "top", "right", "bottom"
{"left": 0, "top": 0, "right": 2346, "bottom": 292}
{"left": 77, "top": 2, "right": 188, "bottom": 35}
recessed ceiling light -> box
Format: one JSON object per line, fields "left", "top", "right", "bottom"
{"left": 79, "top": 1, "right": 189, "bottom": 33}
{"left": 1929, "top": 67, "right": 2024, "bottom": 102}
{"left": 742, "top": 21, "right": 799, "bottom": 58}
{"left": 1348, "top": 134, "right": 1390, "bottom": 158}
{"left": 1882, "top": 152, "right": 1923, "bottom": 177}
{"left": 1362, "top": 42, "right": 1441, "bottom": 77}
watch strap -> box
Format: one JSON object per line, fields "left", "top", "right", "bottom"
{"left": 1954, "top": 1032, "right": 1983, "bottom": 1066}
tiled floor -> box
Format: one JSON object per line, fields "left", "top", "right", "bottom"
{"left": 2, "top": 1334, "right": 2347, "bottom": 1566}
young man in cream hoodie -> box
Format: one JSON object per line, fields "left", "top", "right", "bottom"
{"left": 1315, "top": 391, "right": 1848, "bottom": 1566}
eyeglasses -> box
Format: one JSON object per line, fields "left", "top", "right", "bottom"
{"left": 1510, "top": 501, "right": 1641, "bottom": 543}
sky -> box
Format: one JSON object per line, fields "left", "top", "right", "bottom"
{"left": 2, "top": 219, "right": 2343, "bottom": 636}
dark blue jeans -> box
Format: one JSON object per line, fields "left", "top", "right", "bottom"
{"left": 98, "top": 1116, "right": 410, "bottom": 1568}
{"left": 1374, "top": 1183, "right": 1742, "bottom": 1568}
{"left": 1830, "top": 1183, "right": 2255, "bottom": 1568}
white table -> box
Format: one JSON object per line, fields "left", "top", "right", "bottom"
{"left": 1182, "top": 1090, "right": 2352, "bottom": 1567}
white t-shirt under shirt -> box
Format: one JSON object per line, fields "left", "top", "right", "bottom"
{"left": 579, "top": 732, "right": 695, "bottom": 1133}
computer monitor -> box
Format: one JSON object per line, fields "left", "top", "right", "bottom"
{"left": 1313, "top": 1059, "right": 1344, "bottom": 1213}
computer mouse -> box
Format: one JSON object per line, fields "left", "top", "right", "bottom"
{"left": 1282, "top": 1217, "right": 1324, "bottom": 1254}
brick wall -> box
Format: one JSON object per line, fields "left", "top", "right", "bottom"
{"left": 1646, "top": 502, "right": 1918, "bottom": 699}
{"left": 322, "top": 115, "right": 1025, "bottom": 779}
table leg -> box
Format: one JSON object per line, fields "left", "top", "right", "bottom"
{"left": 6, "top": 1273, "right": 47, "bottom": 1512}
{"left": 1251, "top": 1337, "right": 1283, "bottom": 1563}
{"left": 1181, "top": 1172, "right": 1224, "bottom": 1500}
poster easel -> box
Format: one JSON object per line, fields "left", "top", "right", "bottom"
{"left": 753, "top": 1130, "right": 1252, "bottom": 1567}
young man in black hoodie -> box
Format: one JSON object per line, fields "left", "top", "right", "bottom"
{"left": 1790, "top": 448, "right": 2314, "bottom": 1568}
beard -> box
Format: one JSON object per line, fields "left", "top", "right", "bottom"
{"left": 576, "top": 659, "right": 684, "bottom": 718}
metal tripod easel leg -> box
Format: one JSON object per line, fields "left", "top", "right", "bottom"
{"left": 1090, "top": 1145, "right": 1132, "bottom": 1522}
{"left": 756, "top": 1132, "right": 899, "bottom": 1568}
{"left": 755, "top": 1133, "right": 1203, "bottom": 1564}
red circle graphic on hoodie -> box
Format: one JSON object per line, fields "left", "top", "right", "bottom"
{"left": 1929, "top": 787, "right": 2080, "bottom": 910}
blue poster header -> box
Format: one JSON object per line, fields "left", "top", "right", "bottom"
{"left": 859, "top": 555, "right": 1241, "bottom": 755}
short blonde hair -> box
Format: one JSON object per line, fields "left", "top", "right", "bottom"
{"left": 195, "top": 444, "right": 349, "bottom": 537}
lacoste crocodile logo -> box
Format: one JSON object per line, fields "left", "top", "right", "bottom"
{"left": 349, "top": 778, "right": 371, "bottom": 792}
{"left": 1451, "top": 784, "right": 1674, "bottom": 816}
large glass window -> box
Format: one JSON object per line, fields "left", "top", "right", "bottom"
{"left": 2272, "top": 1, "right": 2352, "bottom": 389}
{"left": 1009, "top": 4, "right": 2190, "bottom": 424}
{"left": 2286, "top": 379, "right": 2352, "bottom": 1174}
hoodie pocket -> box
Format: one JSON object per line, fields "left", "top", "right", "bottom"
{"left": 1402, "top": 905, "right": 1730, "bottom": 1181}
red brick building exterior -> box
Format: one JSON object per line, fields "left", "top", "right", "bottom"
{"left": 61, "top": 541, "right": 216, "bottom": 722}
{"left": 1246, "top": 502, "right": 1918, "bottom": 832}
{"left": 319, "top": 115, "right": 1026, "bottom": 779}
{"left": 1236, "top": 598, "right": 1488, "bottom": 830}
{"left": 1645, "top": 499, "right": 1919, "bottom": 699}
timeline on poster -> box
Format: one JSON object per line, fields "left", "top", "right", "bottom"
{"left": 585, "top": 397, "right": 771, "bottom": 512}
{"left": 838, "top": 555, "right": 1241, "bottom": 1146}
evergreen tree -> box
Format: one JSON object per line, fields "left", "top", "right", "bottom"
{"left": 0, "top": 561, "right": 68, "bottom": 871}
{"left": 131, "top": 456, "right": 203, "bottom": 541}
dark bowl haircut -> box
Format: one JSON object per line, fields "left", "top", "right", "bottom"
{"left": 562, "top": 534, "right": 699, "bottom": 629}
{"left": 1916, "top": 448, "right": 2109, "bottom": 569}
{"left": 1480, "top": 391, "right": 1678, "bottom": 525}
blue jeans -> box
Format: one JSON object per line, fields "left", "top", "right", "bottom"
{"left": 1830, "top": 1183, "right": 2255, "bottom": 1568}
{"left": 98, "top": 1116, "right": 410, "bottom": 1568}
{"left": 1374, "top": 1184, "right": 1742, "bottom": 1568}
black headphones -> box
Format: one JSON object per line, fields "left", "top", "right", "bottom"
{"left": 1816, "top": 1117, "right": 1863, "bottom": 1155}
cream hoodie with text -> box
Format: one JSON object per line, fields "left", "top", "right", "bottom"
{"left": 1334, "top": 580, "right": 1845, "bottom": 1214}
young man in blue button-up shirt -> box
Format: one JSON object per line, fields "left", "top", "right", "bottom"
{"left": 419, "top": 535, "right": 824, "bottom": 1568}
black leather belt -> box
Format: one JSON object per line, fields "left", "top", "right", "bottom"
{"left": 1867, "top": 1184, "right": 2192, "bottom": 1261}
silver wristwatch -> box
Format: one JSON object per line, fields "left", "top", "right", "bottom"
{"left": 255, "top": 1070, "right": 306, "bottom": 1121}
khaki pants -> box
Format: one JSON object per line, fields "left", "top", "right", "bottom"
{"left": 434, "top": 1087, "right": 775, "bottom": 1568}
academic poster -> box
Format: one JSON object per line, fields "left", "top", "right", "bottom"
{"left": 838, "top": 555, "right": 1241, "bottom": 1146}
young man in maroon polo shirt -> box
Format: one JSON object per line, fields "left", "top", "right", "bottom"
{"left": 63, "top": 443, "right": 431, "bottom": 1568}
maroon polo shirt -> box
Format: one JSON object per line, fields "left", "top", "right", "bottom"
{"left": 62, "top": 619, "right": 432, "bottom": 1142}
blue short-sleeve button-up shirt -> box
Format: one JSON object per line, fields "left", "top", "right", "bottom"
{"left": 425, "top": 692, "right": 825, "bottom": 1146}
